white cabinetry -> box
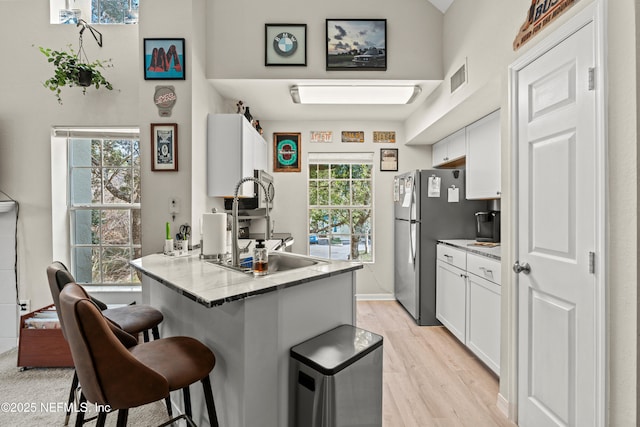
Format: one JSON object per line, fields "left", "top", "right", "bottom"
{"left": 0, "top": 201, "right": 18, "bottom": 353}
{"left": 207, "top": 114, "right": 268, "bottom": 197}
{"left": 466, "top": 253, "right": 501, "bottom": 374}
{"left": 436, "top": 243, "right": 501, "bottom": 375}
{"left": 466, "top": 110, "right": 501, "bottom": 199}
{"left": 432, "top": 128, "right": 466, "bottom": 167}
{"left": 436, "top": 245, "right": 467, "bottom": 343}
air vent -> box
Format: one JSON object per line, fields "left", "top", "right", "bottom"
{"left": 450, "top": 62, "right": 467, "bottom": 93}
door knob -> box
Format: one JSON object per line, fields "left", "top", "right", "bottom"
{"left": 513, "top": 261, "right": 531, "bottom": 275}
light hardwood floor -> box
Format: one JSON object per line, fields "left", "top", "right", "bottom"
{"left": 356, "top": 300, "right": 516, "bottom": 427}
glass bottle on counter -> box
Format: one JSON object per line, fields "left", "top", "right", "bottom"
{"left": 253, "top": 239, "right": 268, "bottom": 276}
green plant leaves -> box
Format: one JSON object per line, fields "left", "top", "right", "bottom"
{"left": 38, "top": 44, "right": 114, "bottom": 104}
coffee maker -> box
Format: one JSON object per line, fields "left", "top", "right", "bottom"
{"left": 475, "top": 209, "right": 500, "bottom": 243}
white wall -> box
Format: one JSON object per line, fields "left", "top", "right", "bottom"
{"left": 260, "top": 120, "right": 431, "bottom": 296}
{"left": 0, "top": 0, "right": 140, "bottom": 311}
{"left": 208, "top": 0, "right": 443, "bottom": 81}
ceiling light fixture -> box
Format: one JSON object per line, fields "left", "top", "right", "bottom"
{"left": 290, "top": 85, "right": 422, "bottom": 105}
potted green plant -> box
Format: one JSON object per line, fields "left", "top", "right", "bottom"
{"left": 38, "top": 45, "right": 114, "bottom": 104}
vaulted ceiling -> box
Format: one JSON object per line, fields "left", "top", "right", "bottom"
{"left": 428, "top": 0, "right": 454, "bottom": 13}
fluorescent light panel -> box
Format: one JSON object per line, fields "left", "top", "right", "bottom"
{"left": 291, "top": 85, "right": 421, "bottom": 105}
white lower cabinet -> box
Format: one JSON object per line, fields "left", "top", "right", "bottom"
{"left": 436, "top": 244, "right": 501, "bottom": 375}
{"left": 436, "top": 259, "right": 467, "bottom": 344}
{"left": 466, "top": 271, "right": 501, "bottom": 374}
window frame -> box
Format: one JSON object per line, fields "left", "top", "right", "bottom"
{"left": 307, "top": 153, "right": 374, "bottom": 263}
{"left": 50, "top": 0, "right": 139, "bottom": 25}
{"left": 62, "top": 129, "right": 141, "bottom": 286}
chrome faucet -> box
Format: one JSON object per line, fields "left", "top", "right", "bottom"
{"left": 232, "top": 176, "right": 273, "bottom": 267}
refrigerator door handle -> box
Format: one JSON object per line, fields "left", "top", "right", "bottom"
{"left": 409, "top": 175, "right": 417, "bottom": 267}
{"left": 409, "top": 220, "right": 415, "bottom": 267}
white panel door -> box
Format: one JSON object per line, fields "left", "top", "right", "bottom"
{"left": 515, "top": 22, "right": 597, "bottom": 427}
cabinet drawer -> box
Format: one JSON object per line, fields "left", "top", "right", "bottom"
{"left": 437, "top": 244, "right": 466, "bottom": 270}
{"left": 467, "top": 253, "right": 501, "bottom": 285}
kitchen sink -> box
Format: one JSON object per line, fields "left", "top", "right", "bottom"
{"left": 207, "top": 252, "right": 325, "bottom": 275}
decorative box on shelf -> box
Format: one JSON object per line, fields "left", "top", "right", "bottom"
{"left": 17, "top": 304, "right": 73, "bottom": 368}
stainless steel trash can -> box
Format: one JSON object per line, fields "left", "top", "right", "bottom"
{"left": 289, "top": 324, "right": 383, "bottom": 427}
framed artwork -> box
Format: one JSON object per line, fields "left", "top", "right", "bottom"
{"left": 380, "top": 148, "right": 398, "bottom": 172}
{"left": 310, "top": 131, "right": 333, "bottom": 143}
{"left": 341, "top": 131, "right": 365, "bottom": 143}
{"left": 273, "top": 133, "right": 301, "bottom": 172}
{"left": 265, "top": 24, "right": 307, "bottom": 66}
{"left": 144, "top": 38, "right": 185, "bottom": 80}
{"left": 373, "top": 131, "right": 396, "bottom": 143}
{"left": 326, "top": 19, "right": 387, "bottom": 70}
{"left": 151, "top": 123, "right": 178, "bottom": 171}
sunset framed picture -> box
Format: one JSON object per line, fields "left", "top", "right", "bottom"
{"left": 326, "top": 19, "right": 387, "bottom": 70}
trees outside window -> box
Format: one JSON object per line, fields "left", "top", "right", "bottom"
{"left": 69, "top": 136, "right": 141, "bottom": 285}
{"left": 51, "top": 0, "right": 139, "bottom": 24}
{"left": 308, "top": 157, "right": 373, "bottom": 262}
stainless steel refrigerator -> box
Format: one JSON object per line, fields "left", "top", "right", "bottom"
{"left": 394, "top": 169, "right": 486, "bottom": 326}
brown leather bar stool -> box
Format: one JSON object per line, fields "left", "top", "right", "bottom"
{"left": 60, "top": 282, "right": 219, "bottom": 427}
{"left": 47, "top": 261, "right": 166, "bottom": 424}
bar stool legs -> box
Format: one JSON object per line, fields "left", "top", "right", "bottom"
{"left": 65, "top": 371, "right": 79, "bottom": 425}
{"left": 183, "top": 386, "right": 192, "bottom": 419}
{"left": 202, "top": 376, "right": 220, "bottom": 427}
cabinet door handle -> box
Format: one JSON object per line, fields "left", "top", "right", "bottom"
{"left": 444, "top": 254, "right": 453, "bottom": 261}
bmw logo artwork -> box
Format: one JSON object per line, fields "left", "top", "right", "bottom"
{"left": 273, "top": 32, "right": 298, "bottom": 57}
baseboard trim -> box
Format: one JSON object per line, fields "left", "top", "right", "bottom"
{"left": 497, "top": 393, "right": 509, "bottom": 418}
{"left": 356, "top": 293, "right": 395, "bottom": 301}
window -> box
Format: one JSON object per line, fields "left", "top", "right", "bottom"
{"left": 308, "top": 153, "right": 374, "bottom": 262}
{"left": 66, "top": 131, "right": 141, "bottom": 285}
{"left": 51, "top": 0, "right": 139, "bottom": 24}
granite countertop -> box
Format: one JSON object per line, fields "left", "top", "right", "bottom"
{"left": 131, "top": 252, "right": 362, "bottom": 308}
{"left": 437, "top": 239, "right": 502, "bottom": 261}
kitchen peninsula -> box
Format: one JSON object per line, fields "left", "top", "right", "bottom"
{"left": 131, "top": 252, "right": 362, "bottom": 427}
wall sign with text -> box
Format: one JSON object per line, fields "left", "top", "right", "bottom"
{"left": 513, "top": 0, "right": 580, "bottom": 50}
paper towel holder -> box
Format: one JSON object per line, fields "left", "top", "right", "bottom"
{"left": 199, "top": 208, "right": 229, "bottom": 261}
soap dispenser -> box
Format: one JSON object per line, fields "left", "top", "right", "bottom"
{"left": 253, "top": 239, "right": 268, "bottom": 276}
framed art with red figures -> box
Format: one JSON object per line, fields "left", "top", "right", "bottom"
{"left": 144, "top": 38, "right": 185, "bottom": 80}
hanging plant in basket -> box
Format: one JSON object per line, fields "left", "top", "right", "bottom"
{"left": 39, "top": 44, "right": 113, "bottom": 104}
{"left": 38, "top": 19, "right": 114, "bottom": 104}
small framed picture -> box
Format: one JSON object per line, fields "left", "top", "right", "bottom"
{"left": 151, "top": 123, "right": 178, "bottom": 171}
{"left": 265, "top": 24, "right": 307, "bottom": 66}
{"left": 273, "top": 132, "right": 301, "bottom": 172}
{"left": 380, "top": 148, "right": 398, "bottom": 172}
{"left": 310, "top": 131, "right": 333, "bottom": 143}
{"left": 373, "top": 131, "right": 396, "bottom": 143}
{"left": 341, "top": 131, "right": 365, "bottom": 143}
{"left": 326, "top": 19, "right": 387, "bottom": 70}
{"left": 144, "top": 38, "right": 185, "bottom": 80}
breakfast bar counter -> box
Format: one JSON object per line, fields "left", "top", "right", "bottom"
{"left": 131, "top": 252, "right": 362, "bottom": 427}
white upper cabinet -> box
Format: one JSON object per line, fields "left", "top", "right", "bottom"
{"left": 207, "top": 114, "right": 268, "bottom": 197}
{"left": 465, "top": 110, "right": 501, "bottom": 199}
{"left": 432, "top": 128, "right": 466, "bottom": 167}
